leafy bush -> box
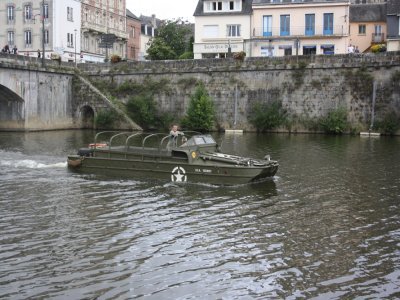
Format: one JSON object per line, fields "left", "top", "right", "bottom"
{"left": 181, "top": 83, "right": 215, "bottom": 132}
{"left": 375, "top": 111, "right": 400, "bottom": 135}
{"left": 319, "top": 107, "right": 348, "bottom": 134}
{"left": 233, "top": 51, "right": 246, "bottom": 61}
{"left": 249, "top": 101, "right": 287, "bottom": 132}
{"left": 370, "top": 44, "right": 387, "bottom": 53}
{"left": 126, "top": 94, "right": 157, "bottom": 130}
{"left": 110, "top": 54, "right": 121, "bottom": 63}
{"left": 95, "top": 109, "right": 117, "bottom": 129}
{"left": 179, "top": 51, "right": 194, "bottom": 59}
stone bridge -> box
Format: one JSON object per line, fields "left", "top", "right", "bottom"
{"left": 0, "top": 53, "right": 139, "bottom": 131}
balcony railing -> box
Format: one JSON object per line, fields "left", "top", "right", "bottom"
{"left": 81, "top": 21, "right": 128, "bottom": 39}
{"left": 372, "top": 33, "right": 385, "bottom": 43}
{"left": 82, "top": 21, "right": 107, "bottom": 34}
{"left": 252, "top": 25, "right": 348, "bottom": 39}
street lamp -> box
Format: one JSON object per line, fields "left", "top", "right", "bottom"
{"left": 41, "top": 0, "right": 45, "bottom": 67}
{"left": 74, "top": 29, "right": 77, "bottom": 66}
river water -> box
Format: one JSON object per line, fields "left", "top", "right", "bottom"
{"left": 0, "top": 130, "right": 399, "bottom": 299}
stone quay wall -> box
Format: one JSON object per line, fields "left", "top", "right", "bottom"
{"left": 81, "top": 52, "right": 400, "bottom": 132}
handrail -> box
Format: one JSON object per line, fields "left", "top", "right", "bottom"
{"left": 94, "top": 131, "right": 120, "bottom": 145}
{"left": 125, "top": 132, "right": 145, "bottom": 154}
{"left": 142, "top": 133, "right": 166, "bottom": 160}
{"left": 109, "top": 132, "right": 130, "bottom": 147}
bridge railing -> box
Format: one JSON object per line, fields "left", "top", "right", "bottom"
{"left": 0, "top": 52, "right": 75, "bottom": 70}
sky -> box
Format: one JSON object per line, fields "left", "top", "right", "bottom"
{"left": 126, "top": 0, "right": 199, "bottom": 23}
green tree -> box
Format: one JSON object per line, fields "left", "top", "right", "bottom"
{"left": 182, "top": 83, "right": 215, "bottom": 132}
{"left": 146, "top": 20, "right": 192, "bottom": 60}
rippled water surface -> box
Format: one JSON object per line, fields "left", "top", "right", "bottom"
{"left": 0, "top": 130, "right": 399, "bottom": 299}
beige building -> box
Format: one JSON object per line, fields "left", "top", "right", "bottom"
{"left": 349, "top": 4, "right": 386, "bottom": 53}
{"left": 193, "top": 0, "right": 253, "bottom": 59}
{"left": 1, "top": 0, "right": 81, "bottom": 61}
{"left": 251, "top": 0, "right": 350, "bottom": 57}
{"left": 81, "top": 0, "right": 128, "bottom": 63}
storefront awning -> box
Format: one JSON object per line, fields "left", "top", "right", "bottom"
{"left": 279, "top": 45, "right": 292, "bottom": 49}
{"left": 321, "top": 44, "right": 334, "bottom": 49}
{"left": 303, "top": 45, "right": 316, "bottom": 49}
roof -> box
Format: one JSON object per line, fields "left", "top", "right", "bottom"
{"left": 193, "top": 0, "right": 253, "bottom": 17}
{"left": 126, "top": 9, "right": 140, "bottom": 21}
{"left": 350, "top": 4, "right": 387, "bottom": 22}
{"left": 387, "top": 0, "right": 400, "bottom": 15}
{"left": 140, "top": 14, "right": 163, "bottom": 28}
{"left": 253, "top": 0, "right": 349, "bottom": 4}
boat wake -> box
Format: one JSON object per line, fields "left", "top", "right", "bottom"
{"left": 0, "top": 159, "right": 67, "bottom": 169}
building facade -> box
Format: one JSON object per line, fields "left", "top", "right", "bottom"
{"left": 193, "top": 0, "right": 253, "bottom": 59}
{"left": 349, "top": 4, "right": 386, "bottom": 53}
{"left": 1, "top": 0, "right": 81, "bottom": 61}
{"left": 81, "top": 0, "right": 128, "bottom": 63}
{"left": 251, "top": 0, "right": 350, "bottom": 57}
{"left": 386, "top": 0, "right": 400, "bottom": 51}
{"left": 126, "top": 9, "right": 141, "bottom": 61}
{"left": 139, "top": 15, "right": 160, "bottom": 60}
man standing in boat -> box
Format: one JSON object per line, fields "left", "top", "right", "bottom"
{"left": 168, "top": 125, "right": 184, "bottom": 149}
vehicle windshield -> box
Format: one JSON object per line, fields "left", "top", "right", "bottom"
{"left": 185, "top": 135, "right": 216, "bottom": 146}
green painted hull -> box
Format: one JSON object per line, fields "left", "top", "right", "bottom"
{"left": 67, "top": 132, "right": 279, "bottom": 185}
{"left": 68, "top": 154, "right": 278, "bottom": 185}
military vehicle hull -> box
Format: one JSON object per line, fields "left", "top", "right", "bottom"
{"left": 67, "top": 132, "right": 279, "bottom": 185}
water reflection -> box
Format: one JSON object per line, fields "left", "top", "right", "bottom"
{"left": 0, "top": 131, "right": 399, "bottom": 299}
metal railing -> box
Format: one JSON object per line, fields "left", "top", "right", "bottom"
{"left": 252, "top": 25, "right": 348, "bottom": 39}
{"left": 372, "top": 33, "right": 385, "bottom": 43}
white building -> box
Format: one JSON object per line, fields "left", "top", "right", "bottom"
{"left": 193, "top": 0, "right": 253, "bottom": 59}
{"left": 1, "top": 0, "right": 81, "bottom": 62}
{"left": 53, "top": 0, "right": 81, "bottom": 62}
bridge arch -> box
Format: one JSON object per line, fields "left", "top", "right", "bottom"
{"left": 0, "top": 84, "right": 25, "bottom": 130}
{"left": 78, "top": 104, "right": 95, "bottom": 129}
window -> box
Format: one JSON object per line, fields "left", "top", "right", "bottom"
{"left": 261, "top": 46, "right": 274, "bottom": 57}
{"left": 7, "top": 31, "right": 14, "bottom": 46}
{"left": 203, "top": 25, "right": 219, "bottom": 38}
{"left": 212, "top": 1, "right": 222, "bottom": 11}
{"left": 227, "top": 25, "right": 241, "bottom": 37}
{"left": 323, "top": 13, "right": 333, "bottom": 35}
{"left": 321, "top": 45, "right": 334, "bottom": 55}
{"left": 67, "top": 33, "right": 74, "bottom": 47}
{"left": 230, "top": 1, "right": 234, "bottom": 10}
{"left": 7, "top": 5, "right": 14, "bottom": 22}
{"left": 303, "top": 45, "right": 316, "bottom": 55}
{"left": 84, "top": 35, "right": 89, "bottom": 50}
{"left": 43, "top": 4, "right": 49, "bottom": 19}
{"left": 24, "top": 5, "right": 32, "bottom": 21}
{"left": 67, "top": 7, "right": 73, "bottom": 21}
{"left": 374, "top": 24, "right": 382, "bottom": 35}
{"left": 130, "top": 27, "right": 135, "bottom": 38}
{"left": 24, "top": 30, "right": 32, "bottom": 46}
{"left": 305, "top": 14, "right": 315, "bottom": 36}
{"left": 358, "top": 24, "right": 366, "bottom": 35}
{"left": 263, "top": 16, "right": 272, "bottom": 36}
{"left": 44, "top": 30, "right": 49, "bottom": 44}
{"left": 284, "top": 48, "right": 292, "bottom": 56}
{"left": 280, "top": 15, "right": 290, "bottom": 36}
